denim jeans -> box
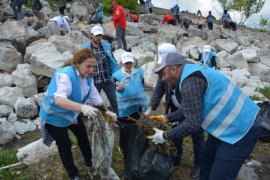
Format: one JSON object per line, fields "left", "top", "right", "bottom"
{"left": 115, "top": 26, "right": 127, "bottom": 51}
{"left": 200, "top": 125, "right": 261, "bottom": 180}
{"left": 45, "top": 117, "right": 92, "bottom": 178}
{"left": 95, "top": 81, "right": 119, "bottom": 116}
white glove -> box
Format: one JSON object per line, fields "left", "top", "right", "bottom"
{"left": 147, "top": 128, "right": 165, "bottom": 144}
{"left": 144, "top": 107, "right": 152, "bottom": 116}
{"left": 105, "top": 110, "right": 118, "bottom": 122}
{"left": 81, "top": 105, "right": 99, "bottom": 117}
{"left": 116, "top": 78, "right": 127, "bottom": 91}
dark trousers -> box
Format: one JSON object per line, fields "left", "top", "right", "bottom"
{"left": 11, "top": 0, "right": 24, "bottom": 18}
{"left": 208, "top": 22, "right": 213, "bottom": 30}
{"left": 95, "top": 81, "right": 119, "bottom": 116}
{"left": 170, "top": 105, "right": 205, "bottom": 167}
{"left": 59, "top": 5, "right": 66, "bottom": 15}
{"left": 118, "top": 110, "right": 141, "bottom": 180}
{"left": 173, "top": 14, "right": 181, "bottom": 25}
{"left": 184, "top": 22, "right": 190, "bottom": 30}
{"left": 148, "top": 8, "right": 152, "bottom": 14}
{"left": 115, "top": 26, "right": 127, "bottom": 51}
{"left": 45, "top": 117, "right": 92, "bottom": 178}
{"left": 200, "top": 126, "right": 260, "bottom": 180}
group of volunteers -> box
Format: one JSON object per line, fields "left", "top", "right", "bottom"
{"left": 39, "top": 1, "right": 261, "bottom": 180}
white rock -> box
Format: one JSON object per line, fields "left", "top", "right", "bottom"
{"left": 33, "top": 117, "right": 41, "bottom": 129}
{"left": 14, "top": 97, "right": 38, "bottom": 119}
{"left": 237, "top": 48, "right": 259, "bottom": 63}
{"left": 33, "top": 93, "right": 44, "bottom": 107}
{"left": 258, "top": 49, "right": 270, "bottom": 67}
{"left": 0, "top": 87, "right": 23, "bottom": 107}
{"left": 8, "top": 113, "right": 17, "bottom": 123}
{"left": 17, "top": 139, "right": 58, "bottom": 165}
{"left": 178, "top": 37, "right": 205, "bottom": 56}
{"left": 230, "top": 69, "right": 250, "bottom": 87}
{"left": 0, "top": 73, "right": 13, "bottom": 88}
{"left": 249, "top": 62, "right": 270, "bottom": 77}
{"left": 0, "top": 104, "right": 13, "bottom": 117}
{"left": 215, "top": 39, "right": 239, "bottom": 54}
{"left": 0, "top": 118, "right": 17, "bottom": 144}
{"left": 13, "top": 119, "right": 36, "bottom": 135}
{"left": 225, "top": 52, "right": 249, "bottom": 69}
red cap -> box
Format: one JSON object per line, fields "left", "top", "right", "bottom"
{"left": 111, "top": 1, "right": 118, "bottom": 7}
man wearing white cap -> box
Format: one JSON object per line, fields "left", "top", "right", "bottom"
{"left": 47, "top": 15, "right": 71, "bottom": 35}
{"left": 82, "top": 25, "right": 119, "bottom": 115}
{"left": 148, "top": 52, "right": 262, "bottom": 180}
{"left": 146, "top": 43, "right": 204, "bottom": 179}
{"left": 198, "top": 45, "right": 218, "bottom": 69}
{"left": 112, "top": 51, "right": 152, "bottom": 178}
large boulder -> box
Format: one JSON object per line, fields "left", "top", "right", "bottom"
{"left": 177, "top": 37, "right": 205, "bottom": 56}
{"left": 0, "top": 118, "right": 18, "bottom": 144}
{"left": 13, "top": 119, "right": 37, "bottom": 135}
{"left": 157, "top": 25, "right": 185, "bottom": 44}
{"left": 225, "top": 52, "right": 249, "bottom": 69}
{"left": 0, "top": 42, "right": 22, "bottom": 73}
{"left": 0, "top": 73, "right": 13, "bottom": 88}
{"left": 0, "top": 104, "right": 13, "bottom": 117}
{"left": 258, "top": 48, "right": 270, "bottom": 68}
{"left": 14, "top": 97, "right": 39, "bottom": 119}
{"left": 70, "top": 2, "right": 89, "bottom": 21}
{"left": 230, "top": 68, "right": 250, "bottom": 87}
{"left": 0, "top": 87, "right": 23, "bottom": 108}
{"left": 139, "top": 14, "right": 162, "bottom": 26}
{"left": 237, "top": 48, "right": 259, "bottom": 63}
{"left": 12, "top": 64, "right": 38, "bottom": 97}
{"left": 187, "top": 27, "right": 208, "bottom": 40}
{"left": 126, "top": 22, "right": 145, "bottom": 38}
{"left": 214, "top": 39, "right": 239, "bottom": 54}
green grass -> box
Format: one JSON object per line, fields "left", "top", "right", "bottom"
{"left": 0, "top": 149, "right": 18, "bottom": 167}
{"left": 258, "top": 86, "right": 270, "bottom": 99}
{"left": 250, "top": 95, "right": 262, "bottom": 101}
{"left": 26, "top": 0, "right": 58, "bottom": 11}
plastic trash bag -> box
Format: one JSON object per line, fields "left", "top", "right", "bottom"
{"left": 120, "top": 122, "right": 173, "bottom": 180}
{"left": 91, "top": 113, "right": 119, "bottom": 180}
{"left": 257, "top": 101, "right": 270, "bottom": 142}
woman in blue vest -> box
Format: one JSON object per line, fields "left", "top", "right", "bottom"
{"left": 198, "top": 45, "right": 218, "bottom": 69}
{"left": 112, "top": 52, "right": 153, "bottom": 178}
{"left": 39, "top": 48, "right": 117, "bottom": 180}
{"left": 112, "top": 52, "right": 153, "bottom": 118}
{"left": 148, "top": 52, "right": 262, "bottom": 180}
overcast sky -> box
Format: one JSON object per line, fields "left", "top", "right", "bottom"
{"left": 150, "top": 0, "right": 270, "bottom": 27}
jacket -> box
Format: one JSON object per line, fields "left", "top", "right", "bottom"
{"left": 112, "top": 5, "right": 126, "bottom": 29}
{"left": 162, "top": 14, "right": 174, "bottom": 24}
{"left": 179, "top": 64, "right": 259, "bottom": 144}
{"left": 198, "top": 51, "right": 218, "bottom": 68}
{"left": 39, "top": 66, "right": 92, "bottom": 127}
{"left": 112, "top": 68, "right": 148, "bottom": 117}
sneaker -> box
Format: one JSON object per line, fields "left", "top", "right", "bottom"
{"left": 191, "top": 167, "right": 200, "bottom": 179}
{"left": 70, "top": 175, "right": 80, "bottom": 180}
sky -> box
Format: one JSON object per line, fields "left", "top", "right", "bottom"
{"left": 150, "top": 0, "right": 270, "bottom": 28}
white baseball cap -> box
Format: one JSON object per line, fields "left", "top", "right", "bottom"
{"left": 121, "top": 52, "right": 134, "bottom": 64}
{"left": 157, "top": 43, "right": 177, "bottom": 64}
{"left": 203, "top": 45, "right": 211, "bottom": 53}
{"left": 91, "top": 25, "right": 104, "bottom": 36}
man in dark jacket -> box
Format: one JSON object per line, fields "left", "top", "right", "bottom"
{"left": 145, "top": 43, "right": 204, "bottom": 179}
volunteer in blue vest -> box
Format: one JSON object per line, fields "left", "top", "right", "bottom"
{"left": 147, "top": 52, "right": 262, "bottom": 180}
{"left": 171, "top": 4, "right": 181, "bottom": 25}
{"left": 198, "top": 45, "right": 218, "bottom": 69}
{"left": 112, "top": 52, "right": 153, "bottom": 118}
{"left": 47, "top": 15, "right": 71, "bottom": 36}
{"left": 39, "top": 48, "right": 117, "bottom": 180}
{"left": 222, "top": 9, "right": 232, "bottom": 29}
{"left": 82, "top": 25, "right": 119, "bottom": 116}
{"left": 145, "top": 43, "right": 205, "bottom": 179}
{"left": 112, "top": 52, "right": 153, "bottom": 178}
{"left": 206, "top": 11, "right": 216, "bottom": 30}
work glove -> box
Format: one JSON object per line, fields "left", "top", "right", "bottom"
{"left": 147, "top": 128, "right": 165, "bottom": 144}
{"left": 144, "top": 107, "right": 152, "bottom": 116}
{"left": 149, "top": 115, "right": 167, "bottom": 123}
{"left": 116, "top": 78, "right": 127, "bottom": 91}
{"left": 103, "top": 110, "right": 118, "bottom": 123}
{"left": 81, "top": 105, "right": 99, "bottom": 117}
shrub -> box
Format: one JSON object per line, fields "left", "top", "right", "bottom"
{"left": 102, "top": 0, "right": 138, "bottom": 14}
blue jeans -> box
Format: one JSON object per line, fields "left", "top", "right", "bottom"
{"left": 95, "top": 81, "right": 119, "bottom": 116}
{"left": 200, "top": 125, "right": 261, "bottom": 180}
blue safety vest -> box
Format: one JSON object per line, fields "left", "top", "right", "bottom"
{"left": 171, "top": 5, "right": 179, "bottom": 15}
{"left": 82, "top": 41, "right": 119, "bottom": 74}
{"left": 112, "top": 68, "right": 148, "bottom": 117}
{"left": 39, "top": 66, "right": 92, "bottom": 127}
{"left": 200, "top": 51, "right": 217, "bottom": 68}
{"left": 179, "top": 64, "right": 259, "bottom": 144}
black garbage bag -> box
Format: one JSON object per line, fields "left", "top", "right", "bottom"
{"left": 257, "top": 101, "right": 270, "bottom": 142}
{"left": 120, "top": 123, "right": 173, "bottom": 180}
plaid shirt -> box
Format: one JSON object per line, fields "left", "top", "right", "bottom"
{"left": 167, "top": 74, "right": 207, "bottom": 140}
{"left": 92, "top": 45, "right": 112, "bottom": 84}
